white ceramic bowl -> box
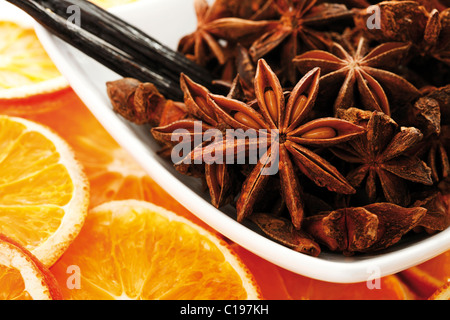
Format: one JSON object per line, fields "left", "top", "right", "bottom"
{"left": 25, "top": 0, "right": 450, "bottom": 283}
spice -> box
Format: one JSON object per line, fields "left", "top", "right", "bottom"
{"left": 183, "top": 60, "right": 364, "bottom": 229}
{"left": 250, "top": 212, "right": 321, "bottom": 256}
{"left": 304, "top": 203, "right": 427, "bottom": 255}
{"left": 294, "top": 37, "right": 421, "bottom": 116}
{"left": 152, "top": 73, "right": 242, "bottom": 208}
{"left": 248, "top": 0, "right": 352, "bottom": 84}
{"left": 332, "top": 111, "right": 433, "bottom": 206}
{"left": 178, "top": 0, "right": 274, "bottom": 67}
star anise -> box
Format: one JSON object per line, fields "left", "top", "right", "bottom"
{"left": 399, "top": 85, "right": 450, "bottom": 184}
{"left": 404, "top": 94, "right": 450, "bottom": 183}
{"left": 304, "top": 203, "right": 427, "bottom": 255}
{"left": 428, "top": 125, "right": 450, "bottom": 181}
{"left": 221, "top": 0, "right": 278, "bottom": 20}
{"left": 247, "top": 0, "right": 352, "bottom": 84}
{"left": 353, "top": 1, "right": 450, "bottom": 66}
{"left": 294, "top": 36, "right": 421, "bottom": 116}
{"left": 185, "top": 59, "right": 365, "bottom": 229}
{"left": 332, "top": 110, "right": 434, "bottom": 206}
{"left": 353, "top": 2, "right": 430, "bottom": 42}
{"left": 250, "top": 212, "right": 321, "bottom": 256}
{"left": 106, "top": 77, "right": 187, "bottom": 126}
{"left": 420, "top": 8, "right": 450, "bottom": 66}
{"left": 151, "top": 73, "right": 238, "bottom": 208}
{"left": 427, "top": 84, "right": 450, "bottom": 124}
{"left": 414, "top": 0, "right": 449, "bottom": 12}
{"left": 177, "top": 0, "right": 274, "bottom": 67}
{"left": 412, "top": 190, "right": 450, "bottom": 233}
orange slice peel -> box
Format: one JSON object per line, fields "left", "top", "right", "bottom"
{"left": 0, "top": 234, "right": 62, "bottom": 300}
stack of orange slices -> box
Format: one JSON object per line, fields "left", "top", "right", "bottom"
{"left": 0, "top": 1, "right": 448, "bottom": 300}
{"left": 0, "top": 107, "right": 261, "bottom": 300}
{"left": 0, "top": 10, "right": 261, "bottom": 300}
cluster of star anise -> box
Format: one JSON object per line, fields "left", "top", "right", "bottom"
{"left": 107, "top": 0, "right": 450, "bottom": 257}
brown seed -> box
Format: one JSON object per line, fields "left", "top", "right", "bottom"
{"left": 194, "top": 96, "right": 214, "bottom": 118}
{"left": 264, "top": 89, "right": 278, "bottom": 122}
{"left": 301, "top": 127, "right": 337, "bottom": 139}
{"left": 291, "top": 95, "right": 308, "bottom": 123}
{"left": 234, "top": 111, "right": 261, "bottom": 129}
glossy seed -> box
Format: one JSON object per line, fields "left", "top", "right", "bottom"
{"left": 291, "top": 95, "right": 308, "bottom": 122}
{"left": 264, "top": 89, "right": 278, "bottom": 122}
{"left": 194, "top": 96, "right": 214, "bottom": 118}
{"left": 234, "top": 111, "right": 261, "bottom": 129}
{"left": 301, "top": 127, "right": 337, "bottom": 139}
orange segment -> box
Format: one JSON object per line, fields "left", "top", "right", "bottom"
{"left": 0, "top": 115, "right": 89, "bottom": 267}
{"left": 51, "top": 200, "right": 261, "bottom": 300}
{"left": 0, "top": 234, "right": 62, "bottom": 300}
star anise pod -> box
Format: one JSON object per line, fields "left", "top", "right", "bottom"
{"left": 414, "top": 0, "right": 449, "bottom": 12}
{"left": 151, "top": 74, "right": 239, "bottom": 208}
{"left": 177, "top": 0, "right": 274, "bottom": 67}
{"left": 404, "top": 96, "right": 450, "bottom": 183}
{"left": 304, "top": 203, "right": 427, "bottom": 255}
{"left": 399, "top": 85, "right": 450, "bottom": 183}
{"left": 250, "top": 212, "right": 321, "bottom": 256}
{"left": 354, "top": 1, "right": 450, "bottom": 66}
{"left": 420, "top": 8, "right": 450, "bottom": 66}
{"left": 106, "top": 77, "right": 187, "bottom": 126}
{"left": 412, "top": 190, "right": 450, "bottom": 233}
{"left": 332, "top": 110, "right": 434, "bottom": 206}
{"left": 294, "top": 36, "right": 421, "bottom": 116}
{"left": 429, "top": 125, "right": 450, "bottom": 182}
{"left": 248, "top": 0, "right": 352, "bottom": 84}
{"left": 186, "top": 59, "right": 365, "bottom": 229}
{"left": 222, "top": 0, "right": 277, "bottom": 20}
{"left": 353, "top": 1, "right": 430, "bottom": 43}
{"left": 427, "top": 84, "right": 450, "bottom": 123}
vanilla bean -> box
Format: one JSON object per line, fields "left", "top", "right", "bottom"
{"left": 6, "top": 0, "right": 216, "bottom": 100}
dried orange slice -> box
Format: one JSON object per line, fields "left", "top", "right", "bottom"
{"left": 398, "top": 250, "right": 450, "bottom": 299}
{"left": 0, "top": 21, "right": 69, "bottom": 114}
{"left": 50, "top": 200, "right": 261, "bottom": 300}
{"left": 233, "top": 244, "right": 416, "bottom": 300}
{"left": 25, "top": 92, "right": 206, "bottom": 228}
{"left": 0, "top": 234, "right": 62, "bottom": 300}
{"left": 0, "top": 115, "right": 89, "bottom": 267}
{"left": 430, "top": 282, "right": 450, "bottom": 300}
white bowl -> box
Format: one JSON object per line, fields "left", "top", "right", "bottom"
{"left": 27, "top": 0, "right": 450, "bottom": 283}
